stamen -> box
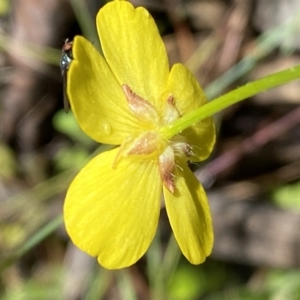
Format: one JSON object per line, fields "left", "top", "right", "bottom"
{"left": 122, "top": 84, "right": 158, "bottom": 123}
{"left": 112, "top": 132, "right": 160, "bottom": 168}
{"left": 172, "top": 135, "right": 192, "bottom": 157}
{"left": 159, "top": 146, "right": 175, "bottom": 193}
{"left": 180, "top": 143, "right": 192, "bottom": 157}
{"left": 164, "top": 94, "right": 180, "bottom": 124}
{"left": 126, "top": 132, "right": 159, "bottom": 155}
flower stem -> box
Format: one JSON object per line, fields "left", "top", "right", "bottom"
{"left": 160, "top": 65, "right": 300, "bottom": 139}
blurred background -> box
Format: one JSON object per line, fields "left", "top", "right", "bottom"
{"left": 1, "top": 0, "right": 300, "bottom": 299}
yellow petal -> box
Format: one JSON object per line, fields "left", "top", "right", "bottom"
{"left": 68, "top": 36, "right": 144, "bottom": 145}
{"left": 167, "top": 64, "right": 216, "bottom": 161}
{"left": 64, "top": 147, "right": 162, "bottom": 269}
{"left": 97, "top": 1, "right": 169, "bottom": 110}
{"left": 163, "top": 160, "right": 213, "bottom": 264}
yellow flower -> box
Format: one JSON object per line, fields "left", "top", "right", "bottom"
{"left": 64, "top": 0, "right": 215, "bottom": 269}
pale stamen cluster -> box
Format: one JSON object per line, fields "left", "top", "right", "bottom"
{"left": 117, "top": 84, "right": 193, "bottom": 193}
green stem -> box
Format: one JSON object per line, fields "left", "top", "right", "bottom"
{"left": 160, "top": 65, "right": 300, "bottom": 139}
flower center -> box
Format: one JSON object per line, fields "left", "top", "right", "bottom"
{"left": 116, "top": 84, "right": 191, "bottom": 193}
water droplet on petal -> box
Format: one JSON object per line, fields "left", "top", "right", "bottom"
{"left": 100, "top": 120, "right": 111, "bottom": 135}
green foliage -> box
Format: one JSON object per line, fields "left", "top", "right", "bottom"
{"left": 52, "top": 110, "right": 95, "bottom": 147}
{"left": 168, "top": 263, "right": 206, "bottom": 300}
{"left": 265, "top": 270, "right": 300, "bottom": 300}
{"left": 2, "top": 266, "right": 63, "bottom": 300}
{"left": 53, "top": 145, "right": 90, "bottom": 172}
{"left": 0, "top": 143, "right": 17, "bottom": 179}
{"left": 272, "top": 181, "right": 300, "bottom": 212}
{"left": 0, "top": 0, "right": 10, "bottom": 16}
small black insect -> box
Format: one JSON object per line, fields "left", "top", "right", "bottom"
{"left": 60, "top": 39, "right": 73, "bottom": 112}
